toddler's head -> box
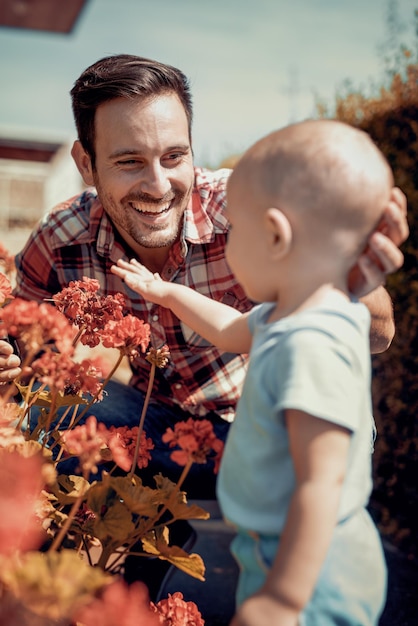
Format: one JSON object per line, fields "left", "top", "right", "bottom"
{"left": 225, "top": 120, "right": 393, "bottom": 301}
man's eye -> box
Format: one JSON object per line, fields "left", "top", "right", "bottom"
{"left": 167, "top": 152, "right": 185, "bottom": 161}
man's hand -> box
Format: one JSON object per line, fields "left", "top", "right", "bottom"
{"left": 0, "top": 338, "right": 22, "bottom": 392}
{"left": 348, "top": 187, "right": 408, "bottom": 297}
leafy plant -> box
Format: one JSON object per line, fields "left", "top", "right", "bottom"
{"left": 318, "top": 40, "right": 418, "bottom": 558}
{"left": 0, "top": 247, "right": 219, "bottom": 624}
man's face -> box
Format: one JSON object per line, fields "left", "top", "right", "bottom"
{"left": 88, "top": 93, "right": 194, "bottom": 251}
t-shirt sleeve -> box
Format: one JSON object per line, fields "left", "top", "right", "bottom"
{"left": 275, "top": 326, "right": 368, "bottom": 432}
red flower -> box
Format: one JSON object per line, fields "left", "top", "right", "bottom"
{"left": 74, "top": 579, "right": 160, "bottom": 626}
{"left": 100, "top": 315, "right": 150, "bottom": 358}
{"left": 31, "top": 352, "right": 107, "bottom": 399}
{"left": 74, "top": 501, "right": 97, "bottom": 526}
{"left": 0, "top": 242, "right": 15, "bottom": 275}
{"left": 0, "top": 298, "right": 75, "bottom": 356}
{"left": 146, "top": 345, "right": 170, "bottom": 369}
{"left": 53, "top": 277, "right": 126, "bottom": 348}
{"left": 0, "top": 402, "right": 21, "bottom": 427}
{"left": 212, "top": 438, "right": 225, "bottom": 475}
{"left": 162, "top": 419, "right": 224, "bottom": 472}
{"left": 0, "top": 272, "right": 13, "bottom": 305}
{"left": 153, "top": 591, "right": 205, "bottom": 626}
{"left": 0, "top": 450, "right": 45, "bottom": 555}
{"left": 61, "top": 415, "right": 108, "bottom": 474}
{"left": 107, "top": 425, "right": 154, "bottom": 472}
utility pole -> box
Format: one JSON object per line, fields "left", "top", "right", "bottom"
{"left": 281, "top": 66, "right": 301, "bottom": 124}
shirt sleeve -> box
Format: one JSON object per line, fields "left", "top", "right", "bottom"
{"left": 14, "top": 220, "right": 61, "bottom": 302}
{"left": 275, "top": 326, "right": 368, "bottom": 432}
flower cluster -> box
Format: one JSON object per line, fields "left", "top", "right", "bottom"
{"left": 106, "top": 424, "right": 154, "bottom": 472}
{"left": 52, "top": 277, "right": 125, "bottom": 346}
{"left": 163, "top": 417, "right": 224, "bottom": 473}
{"left": 154, "top": 591, "right": 204, "bottom": 626}
{"left": 0, "top": 249, "right": 225, "bottom": 625}
{"left": 1, "top": 298, "right": 75, "bottom": 357}
{"left": 0, "top": 241, "right": 15, "bottom": 276}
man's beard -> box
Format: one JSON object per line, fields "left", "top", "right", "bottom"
{"left": 95, "top": 182, "right": 190, "bottom": 249}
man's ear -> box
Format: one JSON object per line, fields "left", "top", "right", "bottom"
{"left": 264, "top": 207, "right": 292, "bottom": 259}
{"left": 71, "top": 140, "right": 95, "bottom": 186}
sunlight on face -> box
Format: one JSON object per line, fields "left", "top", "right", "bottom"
{"left": 226, "top": 172, "right": 270, "bottom": 303}
{"left": 91, "top": 93, "right": 194, "bottom": 251}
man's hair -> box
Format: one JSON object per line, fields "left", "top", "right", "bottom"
{"left": 70, "top": 54, "right": 193, "bottom": 167}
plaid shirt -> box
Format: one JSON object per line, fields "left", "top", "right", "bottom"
{"left": 14, "top": 167, "right": 252, "bottom": 421}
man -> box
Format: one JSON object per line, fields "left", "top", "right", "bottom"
{"left": 0, "top": 53, "right": 408, "bottom": 497}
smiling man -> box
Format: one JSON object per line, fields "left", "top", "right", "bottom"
{"left": 71, "top": 92, "right": 195, "bottom": 272}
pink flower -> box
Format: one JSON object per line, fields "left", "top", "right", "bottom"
{"left": 0, "top": 242, "right": 15, "bottom": 275}
{"left": 100, "top": 315, "right": 150, "bottom": 358}
{"left": 61, "top": 415, "right": 108, "bottom": 474}
{"left": 31, "top": 352, "right": 107, "bottom": 399}
{"left": 0, "top": 450, "right": 46, "bottom": 555}
{"left": 162, "top": 419, "right": 224, "bottom": 472}
{"left": 0, "top": 298, "right": 75, "bottom": 356}
{"left": 107, "top": 425, "right": 154, "bottom": 472}
{"left": 74, "top": 579, "right": 161, "bottom": 626}
{"left": 0, "top": 402, "right": 21, "bottom": 427}
{"left": 153, "top": 592, "right": 205, "bottom": 626}
{"left": 53, "top": 276, "right": 126, "bottom": 348}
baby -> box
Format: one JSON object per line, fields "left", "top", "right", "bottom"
{"left": 112, "top": 119, "right": 396, "bottom": 625}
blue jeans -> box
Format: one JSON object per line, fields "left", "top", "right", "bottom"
{"left": 30, "top": 380, "right": 230, "bottom": 500}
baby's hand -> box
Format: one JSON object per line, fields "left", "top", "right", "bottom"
{"left": 230, "top": 591, "right": 299, "bottom": 626}
{"left": 111, "top": 259, "right": 166, "bottom": 304}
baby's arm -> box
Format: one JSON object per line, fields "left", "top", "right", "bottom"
{"left": 111, "top": 259, "right": 252, "bottom": 354}
{"left": 231, "top": 410, "right": 350, "bottom": 626}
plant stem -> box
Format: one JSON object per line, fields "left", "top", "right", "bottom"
{"left": 49, "top": 491, "right": 84, "bottom": 552}
{"left": 71, "top": 350, "right": 125, "bottom": 427}
{"left": 128, "top": 361, "right": 156, "bottom": 478}
{"left": 141, "top": 457, "right": 194, "bottom": 535}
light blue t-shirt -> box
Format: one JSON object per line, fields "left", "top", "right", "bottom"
{"left": 217, "top": 295, "right": 375, "bottom": 535}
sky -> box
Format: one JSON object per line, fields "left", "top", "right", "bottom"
{"left": 0, "top": 0, "right": 417, "bottom": 166}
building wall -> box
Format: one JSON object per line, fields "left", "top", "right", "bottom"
{"left": 0, "top": 141, "right": 84, "bottom": 230}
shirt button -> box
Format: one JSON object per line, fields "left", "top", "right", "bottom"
{"left": 152, "top": 314, "right": 159, "bottom": 322}
{"left": 175, "top": 383, "right": 182, "bottom": 389}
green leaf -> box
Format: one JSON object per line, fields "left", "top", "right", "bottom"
{"left": 87, "top": 482, "right": 135, "bottom": 542}
{"left": 141, "top": 527, "right": 206, "bottom": 581}
{"left": 107, "top": 475, "right": 161, "bottom": 517}
{"left": 50, "top": 474, "right": 91, "bottom": 505}
{"left": 16, "top": 383, "right": 89, "bottom": 408}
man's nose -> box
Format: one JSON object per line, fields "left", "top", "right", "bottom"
{"left": 140, "top": 162, "right": 171, "bottom": 198}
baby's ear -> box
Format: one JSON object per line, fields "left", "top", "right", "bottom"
{"left": 264, "top": 207, "right": 292, "bottom": 259}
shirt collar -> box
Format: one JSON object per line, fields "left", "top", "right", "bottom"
{"left": 88, "top": 194, "right": 118, "bottom": 259}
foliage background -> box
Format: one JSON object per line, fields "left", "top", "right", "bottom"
{"left": 318, "top": 8, "right": 418, "bottom": 559}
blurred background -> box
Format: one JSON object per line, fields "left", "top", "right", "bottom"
{"left": 0, "top": 1, "right": 417, "bottom": 622}
{"left": 0, "top": 0, "right": 416, "bottom": 237}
